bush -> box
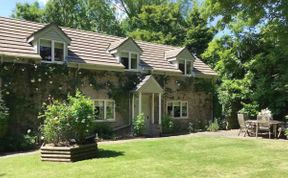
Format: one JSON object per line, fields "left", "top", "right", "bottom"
{"left": 0, "top": 133, "right": 37, "bottom": 152}
{"left": 41, "top": 91, "right": 95, "bottom": 146}
{"left": 207, "top": 119, "right": 220, "bottom": 132}
{"left": 95, "top": 123, "right": 114, "bottom": 139}
{"left": 0, "top": 95, "right": 9, "bottom": 138}
{"left": 161, "top": 115, "right": 175, "bottom": 134}
{"left": 133, "top": 113, "right": 145, "bottom": 136}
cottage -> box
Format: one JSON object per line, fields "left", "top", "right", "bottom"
{"left": 0, "top": 17, "right": 216, "bottom": 137}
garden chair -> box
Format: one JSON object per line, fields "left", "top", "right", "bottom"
{"left": 237, "top": 113, "right": 250, "bottom": 136}
{"left": 257, "top": 109, "right": 273, "bottom": 139}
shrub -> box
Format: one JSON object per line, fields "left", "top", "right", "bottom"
{"left": 0, "top": 96, "right": 9, "bottom": 138}
{"left": 95, "top": 123, "right": 114, "bottom": 139}
{"left": 133, "top": 113, "right": 145, "bottom": 136}
{"left": 0, "top": 133, "right": 37, "bottom": 152}
{"left": 207, "top": 119, "right": 220, "bottom": 132}
{"left": 41, "top": 91, "right": 95, "bottom": 146}
{"left": 284, "top": 129, "right": 288, "bottom": 137}
{"left": 187, "top": 122, "right": 193, "bottom": 133}
{"left": 161, "top": 115, "right": 175, "bottom": 134}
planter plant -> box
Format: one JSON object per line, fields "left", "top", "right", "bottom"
{"left": 285, "top": 129, "right": 288, "bottom": 140}
{"left": 40, "top": 91, "right": 97, "bottom": 162}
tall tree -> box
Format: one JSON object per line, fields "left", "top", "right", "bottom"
{"left": 12, "top": 0, "right": 123, "bottom": 36}
{"left": 124, "top": 1, "right": 214, "bottom": 55}
{"left": 202, "top": 0, "right": 288, "bottom": 126}
{"left": 115, "top": 0, "right": 167, "bottom": 19}
{"left": 184, "top": 5, "right": 215, "bottom": 55}
{"left": 11, "top": 1, "right": 44, "bottom": 22}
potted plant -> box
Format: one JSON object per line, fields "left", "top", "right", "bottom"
{"left": 40, "top": 91, "right": 97, "bottom": 162}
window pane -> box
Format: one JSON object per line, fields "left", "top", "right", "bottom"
{"left": 186, "top": 61, "right": 192, "bottom": 75}
{"left": 131, "top": 54, "right": 138, "bottom": 69}
{"left": 95, "top": 101, "right": 105, "bottom": 120}
{"left": 106, "top": 101, "right": 114, "bottom": 120}
{"left": 54, "top": 42, "right": 64, "bottom": 61}
{"left": 173, "top": 102, "right": 181, "bottom": 117}
{"left": 182, "top": 102, "right": 188, "bottom": 117}
{"left": 40, "top": 39, "right": 52, "bottom": 61}
{"left": 167, "top": 102, "right": 173, "bottom": 117}
{"left": 121, "top": 57, "right": 129, "bottom": 69}
{"left": 179, "top": 63, "right": 185, "bottom": 74}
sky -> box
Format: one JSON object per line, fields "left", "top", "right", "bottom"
{"left": 0, "top": 0, "right": 47, "bottom": 17}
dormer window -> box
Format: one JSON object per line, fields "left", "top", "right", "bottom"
{"left": 120, "top": 52, "right": 139, "bottom": 70}
{"left": 40, "top": 39, "right": 52, "bottom": 61}
{"left": 165, "top": 47, "right": 195, "bottom": 76}
{"left": 40, "top": 39, "right": 65, "bottom": 63}
{"left": 179, "top": 59, "right": 192, "bottom": 75}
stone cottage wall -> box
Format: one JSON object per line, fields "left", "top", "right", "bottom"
{"left": 157, "top": 75, "right": 213, "bottom": 130}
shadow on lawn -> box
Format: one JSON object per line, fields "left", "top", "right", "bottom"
{"left": 96, "top": 149, "right": 124, "bottom": 159}
{"left": 0, "top": 173, "right": 6, "bottom": 177}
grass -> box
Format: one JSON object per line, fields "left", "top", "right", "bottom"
{"left": 0, "top": 136, "right": 288, "bottom": 178}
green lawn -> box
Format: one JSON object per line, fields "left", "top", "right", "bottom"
{"left": 0, "top": 136, "right": 288, "bottom": 178}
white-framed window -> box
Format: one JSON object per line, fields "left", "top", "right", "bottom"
{"left": 179, "top": 59, "right": 192, "bottom": 75}
{"left": 119, "top": 51, "right": 139, "bottom": 70}
{"left": 39, "top": 39, "right": 65, "bottom": 63}
{"left": 167, "top": 101, "right": 188, "bottom": 118}
{"left": 94, "top": 99, "right": 116, "bottom": 121}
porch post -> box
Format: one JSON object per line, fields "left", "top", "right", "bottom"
{"left": 139, "top": 92, "right": 142, "bottom": 114}
{"left": 132, "top": 93, "right": 135, "bottom": 120}
{"left": 152, "top": 93, "right": 154, "bottom": 124}
{"left": 159, "top": 93, "right": 162, "bottom": 125}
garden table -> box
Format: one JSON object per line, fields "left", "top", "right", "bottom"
{"left": 245, "top": 120, "right": 284, "bottom": 138}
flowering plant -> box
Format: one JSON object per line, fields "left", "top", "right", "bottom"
{"left": 258, "top": 108, "right": 273, "bottom": 120}
{"left": 41, "top": 91, "right": 95, "bottom": 146}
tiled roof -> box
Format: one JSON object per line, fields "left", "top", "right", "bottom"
{"left": 165, "top": 47, "right": 185, "bottom": 59}
{"left": 0, "top": 17, "right": 217, "bottom": 76}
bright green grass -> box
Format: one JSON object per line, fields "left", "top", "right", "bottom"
{"left": 0, "top": 136, "right": 288, "bottom": 178}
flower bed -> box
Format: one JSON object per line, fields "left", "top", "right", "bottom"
{"left": 41, "top": 143, "right": 97, "bottom": 162}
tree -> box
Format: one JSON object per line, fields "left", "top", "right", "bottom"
{"left": 127, "top": 3, "right": 186, "bottom": 46}
{"left": 184, "top": 5, "right": 215, "bottom": 55}
{"left": 202, "top": 0, "right": 288, "bottom": 127}
{"left": 11, "top": 1, "right": 44, "bottom": 22}
{"left": 12, "top": 0, "right": 123, "bottom": 36}
{"left": 115, "top": 0, "right": 167, "bottom": 19}
{"left": 124, "top": 1, "right": 214, "bottom": 55}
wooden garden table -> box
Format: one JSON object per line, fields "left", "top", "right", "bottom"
{"left": 245, "top": 120, "right": 284, "bottom": 138}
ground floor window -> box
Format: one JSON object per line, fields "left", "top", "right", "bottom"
{"left": 94, "top": 99, "right": 115, "bottom": 121}
{"left": 167, "top": 101, "right": 188, "bottom": 118}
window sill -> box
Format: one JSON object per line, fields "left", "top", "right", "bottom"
{"left": 95, "top": 119, "right": 116, "bottom": 123}
{"left": 171, "top": 117, "right": 189, "bottom": 120}
{"left": 41, "top": 60, "right": 65, "bottom": 64}
{"left": 124, "top": 69, "right": 140, "bottom": 72}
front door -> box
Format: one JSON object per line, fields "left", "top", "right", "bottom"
{"left": 142, "top": 94, "right": 151, "bottom": 135}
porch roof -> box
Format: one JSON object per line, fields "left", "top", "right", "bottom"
{"left": 133, "top": 75, "right": 163, "bottom": 93}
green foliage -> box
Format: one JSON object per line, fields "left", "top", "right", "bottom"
{"left": 161, "top": 115, "right": 175, "bottom": 134}
{"left": 41, "top": 91, "right": 95, "bottom": 145}
{"left": 0, "top": 133, "right": 37, "bottom": 152}
{"left": 12, "top": 0, "right": 123, "bottom": 36}
{"left": 11, "top": 1, "right": 44, "bottom": 22}
{"left": 95, "top": 123, "right": 115, "bottom": 139}
{"left": 202, "top": 0, "right": 288, "bottom": 126}
{"left": 207, "top": 119, "right": 219, "bottom": 132}
{"left": 133, "top": 113, "right": 145, "bottom": 136}
{"left": 187, "top": 122, "right": 193, "bottom": 133}
{"left": 125, "top": 1, "right": 214, "bottom": 55}
{"left": 0, "top": 95, "right": 9, "bottom": 138}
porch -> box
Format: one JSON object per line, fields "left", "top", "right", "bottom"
{"left": 131, "top": 75, "right": 163, "bottom": 136}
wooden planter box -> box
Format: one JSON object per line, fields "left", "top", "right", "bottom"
{"left": 41, "top": 143, "right": 98, "bottom": 162}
